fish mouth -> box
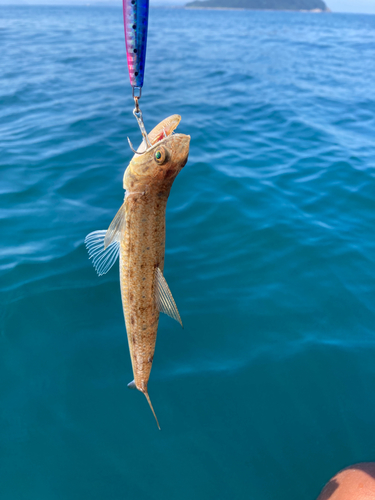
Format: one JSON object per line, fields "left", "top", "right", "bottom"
{"left": 148, "top": 115, "right": 181, "bottom": 146}
{"left": 135, "top": 115, "right": 182, "bottom": 154}
{"left": 133, "top": 115, "right": 190, "bottom": 157}
{"left": 148, "top": 116, "right": 190, "bottom": 159}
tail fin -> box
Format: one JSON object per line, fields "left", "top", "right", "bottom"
{"left": 143, "top": 391, "right": 161, "bottom": 430}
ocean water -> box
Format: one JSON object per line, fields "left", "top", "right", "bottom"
{"left": 1, "top": 4, "right": 375, "bottom": 499}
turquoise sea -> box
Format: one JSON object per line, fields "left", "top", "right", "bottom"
{"left": 1, "top": 5, "right": 375, "bottom": 499}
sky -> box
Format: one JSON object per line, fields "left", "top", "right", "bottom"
{"left": 1, "top": 0, "right": 375, "bottom": 14}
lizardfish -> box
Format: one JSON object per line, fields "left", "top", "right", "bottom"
{"left": 85, "top": 115, "right": 190, "bottom": 429}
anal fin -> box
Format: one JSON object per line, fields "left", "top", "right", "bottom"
{"left": 155, "top": 267, "right": 183, "bottom": 327}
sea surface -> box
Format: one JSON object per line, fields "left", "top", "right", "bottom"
{"left": 1, "top": 5, "right": 375, "bottom": 499}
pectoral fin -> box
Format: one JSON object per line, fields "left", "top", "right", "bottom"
{"left": 85, "top": 202, "right": 126, "bottom": 277}
{"left": 104, "top": 202, "right": 126, "bottom": 249}
{"left": 85, "top": 231, "right": 120, "bottom": 276}
{"left": 155, "top": 267, "right": 183, "bottom": 327}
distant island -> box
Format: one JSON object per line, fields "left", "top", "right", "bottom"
{"left": 185, "top": 0, "right": 330, "bottom": 11}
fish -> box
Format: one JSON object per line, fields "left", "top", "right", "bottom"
{"left": 85, "top": 115, "right": 190, "bottom": 429}
{"left": 122, "top": 0, "right": 149, "bottom": 89}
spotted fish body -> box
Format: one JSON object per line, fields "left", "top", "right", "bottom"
{"left": 85, "top": 116, "right": 190, "bottom": 429}
{"left": 123, "top": 0, "right": 149, "bottom": 88}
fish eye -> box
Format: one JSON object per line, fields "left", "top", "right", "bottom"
{"left": 154, "top": 147, "right": 168, "bottom": 165}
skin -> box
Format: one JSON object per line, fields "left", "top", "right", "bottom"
{"left": 317, "top": 463, "right": 375, "bottom": 500}
{"left": 120, "top": 115, "right": 190, "bottom": 429}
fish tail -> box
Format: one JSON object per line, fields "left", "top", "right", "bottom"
{"left": 143, "top": 391, "right": 161, "bottom": 431}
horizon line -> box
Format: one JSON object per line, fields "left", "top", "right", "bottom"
{"left": 1, "top": 2, "right": 374, "bottom": 15}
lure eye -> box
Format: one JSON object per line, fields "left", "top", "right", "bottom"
{"left": 154, "top": 147, "right": 168, "bottom": 165}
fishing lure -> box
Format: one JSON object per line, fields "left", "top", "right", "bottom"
{"left": 123, "top": 0, "right": 151, "bottom": 152}
{"left": 123, "top": 0, "right": 149, "bottom": 89}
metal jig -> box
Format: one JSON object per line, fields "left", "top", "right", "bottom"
{"left": 127, "top": 88, "right": 152, "bottom": 155}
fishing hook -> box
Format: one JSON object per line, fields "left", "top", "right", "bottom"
{"left": 127, "top": 89, "right": 152, "bottom": 155}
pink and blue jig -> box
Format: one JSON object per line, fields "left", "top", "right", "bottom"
{"left": 123, "top": 0, "right": 149, "bottom": 91}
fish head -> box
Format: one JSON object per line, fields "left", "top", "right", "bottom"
{"left": 123, "top": 115, "right": 190, "bottom": 194}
